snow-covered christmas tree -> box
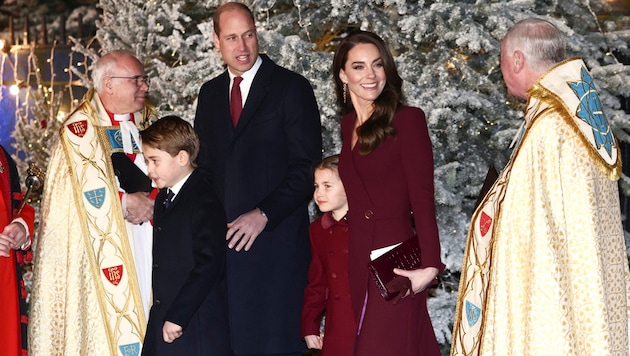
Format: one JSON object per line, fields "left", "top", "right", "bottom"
{"left": 13, "top": 0, "right": 630, "bottom": 353}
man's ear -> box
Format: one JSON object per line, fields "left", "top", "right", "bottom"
{"left": 104, "top": 77, "right": 114, "bottom": 92}
{"left": 513, "top": 50, "right": 525, "bottom": 71}
{"left": 213, "top": 33, "right": 221, "bottom": 51}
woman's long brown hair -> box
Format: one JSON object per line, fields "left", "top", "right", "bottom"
{"left": 332, "top": 30, "right": 403, "bottom": 155}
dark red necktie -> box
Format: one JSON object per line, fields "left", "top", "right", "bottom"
{"left": 230, "top": 76, "right": 243, "bottom": 127}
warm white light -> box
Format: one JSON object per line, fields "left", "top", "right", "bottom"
{"left": 9, "top": 84, "right": 19, "bottom": 95}
{"left": 56, "top": 110, "right": 68, "bottom": 122}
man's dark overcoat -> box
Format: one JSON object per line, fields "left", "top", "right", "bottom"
{"left": 194, "top": 54, "right": 322, "bottom": 355}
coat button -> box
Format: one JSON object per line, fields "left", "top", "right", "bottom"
{"left": 152, "top": 263, "right": 159, "bottom": 269}
{"left": 155, "top": 226, "right": 162, "bottom": 232}
{"left": 364, "top": 210, "right": 374, "bottom": 219}
{"left": 154, "top": 299, "right": 161, "bottom": 305}
{"left": 331, "top": 273, "right": 337, "bottom": 279}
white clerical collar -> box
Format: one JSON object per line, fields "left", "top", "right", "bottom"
{"left": 113, "top": 113, "right": 131, "bottom": 122}
{"left": 114, "top": 113, "right": 141, "bottom": 154}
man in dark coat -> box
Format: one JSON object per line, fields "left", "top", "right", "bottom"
{"left": 193, "top": 2, "right": 322, "bottom": 355}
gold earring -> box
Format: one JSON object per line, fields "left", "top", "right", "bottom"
{"left": 343, "top": 82, "right": 348, "bottom": 104}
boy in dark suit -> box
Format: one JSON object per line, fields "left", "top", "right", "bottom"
{"left": 140, "top": 116, "right": 232, "bottom": 356}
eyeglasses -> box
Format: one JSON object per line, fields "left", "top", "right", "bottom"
{"left": 109, "top": 75, "right": 150, "bottom": 87}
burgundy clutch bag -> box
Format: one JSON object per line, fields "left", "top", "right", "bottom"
{"left": 368, "top": 236, "right": 421, "bottom": 301}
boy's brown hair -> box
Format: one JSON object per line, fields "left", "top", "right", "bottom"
{"left": 140, "top": 115, "right": 200, "bottom": 167}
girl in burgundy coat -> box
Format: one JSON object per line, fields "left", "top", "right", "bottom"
{"left": 301, "top": 155, "right": 356, "bottom": 355}
{"left": 333, "top": 31, "right": 445, "bottom": 355}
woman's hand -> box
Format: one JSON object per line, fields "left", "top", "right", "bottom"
{"left": 393, "top": 266, "right": 439, "bottom": 295}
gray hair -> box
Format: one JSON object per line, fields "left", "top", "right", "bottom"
{"left": 503, "top": 18, "right": 566, "bottom": 72}
{"left": 91, "top": 50, "right": 136, "bottom": 93}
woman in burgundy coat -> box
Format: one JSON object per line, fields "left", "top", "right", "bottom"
{"left": 333, "top": 31, "right": 445, "bottom": 355}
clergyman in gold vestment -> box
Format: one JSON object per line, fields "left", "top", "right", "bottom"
{"left": 28, "top": 51, "right": 157, "bottom": 356}
{"left": 452, "top": 18, "right": 630, "bottom": 355}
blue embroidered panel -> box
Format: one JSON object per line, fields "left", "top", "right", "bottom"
{"left": 466, "top": 300, "right": 481, "bottom": 327}
{"left": 106, "top": 128, "right": 139, "bottom": 151}
{"left": 119, "top": 342, "right": 140, "bottom": 356}
{"left": 568, "top": 66, "right": 615, "bottom": 158}
{"left": 84, "top": 187, "right": 106, "bottom": 209}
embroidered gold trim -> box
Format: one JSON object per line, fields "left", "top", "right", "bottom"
{"left": 59, "top": 93, "right": 148, "bottom": 354}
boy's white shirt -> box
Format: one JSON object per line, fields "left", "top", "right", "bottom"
{"left": 168, "top": 171, "right": 193, "bottom": 198}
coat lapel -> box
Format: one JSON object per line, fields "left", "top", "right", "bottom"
{"left": 233, "top": 55, "right": 274, "bottom": 136}
{"left": 214, "top": 73, "right": 236, "bottom": 140}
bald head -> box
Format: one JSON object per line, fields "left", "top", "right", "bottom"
{"left": 213, "top": 2, "right": 254, "bottom": 36}
{"left": 92, "top": 50, "right": 141, "bottom": 93}
{"left": 92, "top": 50, "right": 149, "bottom": 114}
{"left": 500, "top": 18, "right": 566, "bottom": 99}
{"left": 502, "top": 18, "right": 566, "bottom": 73}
